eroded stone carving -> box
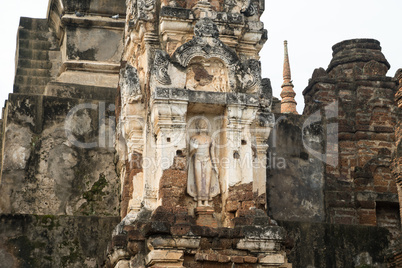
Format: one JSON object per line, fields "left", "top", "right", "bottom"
{"left": 138, "top": 0, "right": 156, "bottom": 21}
{"left": 119, "top": 64, "right": 142, "bottom": 103}
{"left": 241, "top": 59, "right": 261, "bottom": 93}
{"left": 173, "top": 18, "right": 238, "bottom": 67}
{"left": 172, "top": 18, "right": 266, "bottom": 93}
{"left": 186, "top": 57, "right": 228, "bottom": 92}
{"left": 224, "top": 0, "right": 251, "bottom": 13}
{"left": 173, "top": 18, "right": 239, "bottom": 91}
{"left": 242, "top": 0, "right": 258, "bottom": 16}
{"left": 261, "top": 78, "right": 273, "bottom": 107}
{"left": 153, "top": 50, "right": 172, "bottom": 85}
{"left": 188, "top": 119, "right": 220, "bottom": 206}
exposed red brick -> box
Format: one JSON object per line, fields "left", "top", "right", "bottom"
{"left": 358, "top": 209, "right": 377, "bottom": 226}
{"left": 226, "top": 200, "right": 240, "bottom": 212}
{"left": 218, "top": 254, "right": 231, "bottom": 263}
{"left": 205, "top": 253, "right": 219, "bottom": 262}
{"left": 231, "top": 256, "right": 244, "bottom": 263}
{"left": 170, "top": 224, "right": 191, "bottom": 236}
{"left": 243, "top": 256, "right": 258, "bottom": 263}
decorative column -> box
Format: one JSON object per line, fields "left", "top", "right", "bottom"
{"left": 252, "top": 108, "right": 275, "bottom": 207}
{"left": 150, "top": 89, "right": 188, "bottom": 210}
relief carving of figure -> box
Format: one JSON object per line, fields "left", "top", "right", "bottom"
{"left": 186, "top": 58, "right": 228, "bottom": 92}
{"left": 187, "top": 119, "right": 220, "bottom": 206}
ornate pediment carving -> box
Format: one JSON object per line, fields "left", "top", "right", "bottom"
{"left": 154, "top": 18, "right": 265, "bottom": 94}
{"left": 172, "top": 18, "right": 239, "bottom": 67}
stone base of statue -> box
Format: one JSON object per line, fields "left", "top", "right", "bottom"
{"left": 195, "top": 206, "right": 218, "bottom": 228}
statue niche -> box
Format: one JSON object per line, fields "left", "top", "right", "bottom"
{"left": 186, "top": 57, "right": 229, "bottom": 92}
{"left": 187, "top": 118, "right": 220, "bottom": 206}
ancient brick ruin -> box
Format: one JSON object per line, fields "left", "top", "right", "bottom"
{"left": 0, "top": 0, "right": 401, "bottom": 267}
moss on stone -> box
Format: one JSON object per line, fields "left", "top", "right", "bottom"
{"left": 6, "top": 235, "right": 46, "bottom": 267}
{"left": 79, "top": 173, "right": 109, "bottom": 215}
{"left": 34, "top": 215, "right": 60, "bottom": 230}
{"left": 82, "top": 173, "right": 108, "bottom": 202}
{"left": 60, "top": 239, "right": 83, "bottom": 267}
{"left": 30, "top": 135, "right": 40, "bottom": 150}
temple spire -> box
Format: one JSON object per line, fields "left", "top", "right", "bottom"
{"left": 280, "top": 40, "right": 298, "bottom": 114}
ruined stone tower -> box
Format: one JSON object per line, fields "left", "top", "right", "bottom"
{"left": 108, "top": 0, "right": 292, "bottom": 266}
{"left": 0, "top": 1, "right": 401, "bottom": 267}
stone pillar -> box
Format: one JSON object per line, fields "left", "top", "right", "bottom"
{"left": 151, "top": 94, "right": 188, "bottom": 210}
{"left": 225, "top": 104, "right": 258, "bottom": 188}
{"left": 253, "top": 109, "right": 275, "bottom": 208}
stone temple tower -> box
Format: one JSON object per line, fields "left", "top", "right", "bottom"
{"left": 109, "top": 0, "right": 291, "bottom": 267}
{"left": 1, "top": 1, "right": 400, "bottom": 266}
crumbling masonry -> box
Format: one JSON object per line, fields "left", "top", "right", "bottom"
{"left": 0, "top": 0, "right": 400, "bottom": 267}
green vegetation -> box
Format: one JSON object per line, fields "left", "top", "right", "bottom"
{"left": 82, "top": 173, "right": 108, "bottom": 202}
{"left": 34, "top": 214, "right": 60, "bottom": 230}
{"left": 80, "top": 173, "right": 108, "bottom": 215}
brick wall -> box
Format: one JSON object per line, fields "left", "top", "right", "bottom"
{"left": 393, "top": 68, "right": 402, "bottom": 226}
{"left": 303, "top": 40, "right": 400, "bottom": 234}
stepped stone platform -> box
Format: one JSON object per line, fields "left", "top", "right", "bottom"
{"left": 13, "top": 17, "right": 61, "bottom": 95}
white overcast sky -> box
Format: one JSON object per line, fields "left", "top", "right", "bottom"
{"left": 0, "top": 0, "right": 401, "bottom": 115}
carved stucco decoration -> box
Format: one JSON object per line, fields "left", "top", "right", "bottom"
{"left": 153, "top": 50, "right": 172, "bottom": 85}
{"left": 261, "top": 78, "right": 273, "bottom": 108}
{"left": 242, "top": 0, "right": 261, "bottom": 17}
{"left": 119, "top": 64, "right": 142, "bottom": 103}
{"left": 186, "top": 57, "right": 229, "bottom": 92}
{"left": 137, "top": 0, "right": 156, "bottom": 21}
{"left": 240, "top": 59, "right": 261, "bottom": 93}
{"left": 154, "top": 18, "right": 265, "bottom": 94}
{"left": 172, "top": 18, "right": 239, "bottom": 92}
{"left": 128, "top": 0, "right": 138, "bottom": 22}
{"left": 224, "top": 0, "right": 254, "bottom": 14}
{"left": 187, "top": 118, "right": 220, "bottom": 206}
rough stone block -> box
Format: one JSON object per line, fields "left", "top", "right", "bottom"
{"left": 258, "top": 253, "right": 285, "bottom": 264}
{"left": 146, "top": 250, "right": 184, "bottom": 266}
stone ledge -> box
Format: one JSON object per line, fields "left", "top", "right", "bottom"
{"left": 61, "top": 14, "right": 125, "bottom": 29}
{"left": 153, "top": 87, "right": 260, "bottom": 106}
{"left": 160, "top": 6, "right": 193, "bottom": 20}
{"left": 59, "top": 0, "right": 126, "bottom": 16}
{"left": 44, "top": 81, "right": 117, "bottom": 101}
{"left": 61, "top": 60, "right": 121, "bottom": 74}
